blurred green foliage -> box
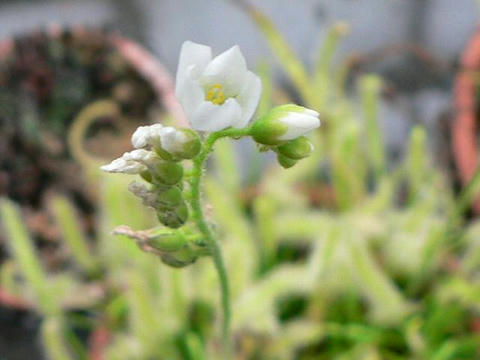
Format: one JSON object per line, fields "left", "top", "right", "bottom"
{"left": 1, "top": 4, "right": 480, "bottom": 360}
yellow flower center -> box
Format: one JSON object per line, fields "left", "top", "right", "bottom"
{"left": 205, "top": 84, "right": 226, "bottom": 105}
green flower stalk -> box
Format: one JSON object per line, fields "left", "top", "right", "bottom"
{"left": 101, "top": 40, "right": 321, "bottom": 357}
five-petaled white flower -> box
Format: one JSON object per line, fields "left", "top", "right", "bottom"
{"left": 175, "top": 41, "right": 262, "bottom": 132}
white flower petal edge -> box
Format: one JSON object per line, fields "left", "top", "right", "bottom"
{"left": 101, "top": 156, "right": 146, "bottom": 174}
{"left": 175, "top": 41, "right": 261, "bottom": 132}
{"left": 278, "top": 110, "right": 321, "bottom": 141}
{"left": 131, "top": 123, "right": 190, "bottom": 154}
{"left": 123, "top": 149, "right": 157, "bottom": 166}
{"left": 101, "top": 149, "right": 159, "bottom": 174}
{"left": 199, "top": 45, "right": 247, "bottom": 96}
{"left": 159, "top": 127, "right": 188, "bottom": 153}
{"left": 131, "top": 124, "right": 163, "bottom": 149}
{"left": 190, "top": 98, "right": 242, "bottom": 132}
{"left": 234, "top": 71, "right": 262, "bottom": 128}
{"left": 176, "top": 41, "right": 212, "bottom": 99}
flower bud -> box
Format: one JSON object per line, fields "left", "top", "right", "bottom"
{"left": 147, "top": 231, "right": 186, "bottom": 253}
{"left": 156, "top": 202, "right": 189, "bottom": 228}
{"left": 155, "top": 127, "right": 201, "bottom": 160}
{"left": 151, "top": 161, "right": 184, "bottom": 185}
{"left": 250, "top": 104, "right": 320, "bottom": 145}
{"left": 128, "top": 181, "right": 158, "bottom": 208}
{"left": 277, "top": 136, "right": 314, "bottom": 160}
{"left": 132, "top": 124, "right": 201, "bottom": 160}
{"left": 156, "top": 186, "right": 184, "bottom": 208}
{"left": 277, "top": 153, "right": 297, "bottom": 169}
{"left": 160, "top": 246, "right": 197, "bottom": 268}
{"left": 131, "top": 124, "right": 164, "bottom": 149}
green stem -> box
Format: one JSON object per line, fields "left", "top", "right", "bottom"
{"left": 188, "top": 127, "right": 251, "bottom": 356}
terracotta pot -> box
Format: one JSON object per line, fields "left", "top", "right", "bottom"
{"left": 453, "top": 26, "right": 480, "bottom": 213}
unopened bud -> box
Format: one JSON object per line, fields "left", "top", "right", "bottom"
{"left": 251, "top": 104, "right": 320, "bottom": 145}
{"left": 151, "top": 161, "right": 184, "bottom": 185}
{"left": 160, "top": 246, "right": 197, "bottom": 268}
{"left": 147, "top": 231, "right": 186, "bottom": 253}
{"left": 277, "top": 153, "right": 297, "bottom": 169}
{"left": 155, "top": 127, "right": 201, "bottom": 160}
{"left": 156, "top": 202, "right": 189, "bottom": 228}
{"left": 277, "top": 136, "right": 314, "bottom": 160}
{"left": 156, "top": 186, "right": 184, "bottom": 208}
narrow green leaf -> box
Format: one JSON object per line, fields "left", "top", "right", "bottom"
{"left": 50, "top": 195, "right": 97, "bottom": 273}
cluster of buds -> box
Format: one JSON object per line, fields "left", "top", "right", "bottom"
{"left": 250, "top": 105, "right": 320, "bottom": 168}
{"left": 101, "top": 41, "right": 321, "bottom": 268}
{"left": 101, "top": 124, "right": 203, "bottom": 267}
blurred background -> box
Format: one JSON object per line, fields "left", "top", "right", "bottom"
{"left": 1, "top": 0, "right": 480, "bottom": 359}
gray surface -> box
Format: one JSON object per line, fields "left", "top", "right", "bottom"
{"left": 1, "top": 0, "right": 476, "bottom": 71}
{"left": 0, "top": 0, "right": 478, "bottom": 156}
{"left": 0, "top": 0, "right": 114, "bottom": 38}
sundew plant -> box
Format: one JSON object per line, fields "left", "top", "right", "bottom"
{"left": 101, "top": 41, "right": 321, "bottom": 357}
{"left": 1, "top": 4, "right": 480, "bottom": 360}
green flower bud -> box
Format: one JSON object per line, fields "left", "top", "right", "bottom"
{"left": 251, "top": 104, "right": 320, "bottom": 145}
{"left": 151, "top": 160, "right": 183, "bottom": 185}
{"left": 147, "top": 231, "right": 187, "bottom": 252}
{"left": 277, "top": 153, "right": 297, "bottom": 169}
{"left": 277, "top": 136, "right": 314, "bottom": 160}
{"left": 140, "top": 170, "right": 153, "bottom": 183}
{"left": 156, "top": 202, "right": 189, "bottom": 228}
{"left": 160, "top": 246, "right": 197, "bottom": 268}
{"left": 156, "top": 186, "right": 184, "bottom": 208}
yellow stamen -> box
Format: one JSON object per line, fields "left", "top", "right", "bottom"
{"left": 205, "top": 84, "right": 226, "bottom": 105}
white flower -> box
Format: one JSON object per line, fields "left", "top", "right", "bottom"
{"left": 175, "top": 41, "right": 262, "bottom": 132}
{"left": 278, "top": 108, "right": 320, "bottom": 141}
{"left": 101, "top": 149, "right": 157, "bottom": 174}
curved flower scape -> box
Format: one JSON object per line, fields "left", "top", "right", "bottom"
{"left": 175, "top": 41, "right": 262, "bottom": 132}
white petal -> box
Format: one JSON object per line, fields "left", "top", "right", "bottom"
{"left": 122, "top": 149, "right": 157, "bottom": 166}
{"left": 199, "top": 45, "right": 248, "bottom": 96}
{"left": 123, "top": 149, "right": 149, "bottom": 161}
{"left": 278, "top": 113, "right": 320, "bottom": 140}
{"left": 234, "top": 71, "right": 262, "bottom": 128}
{"left": 303, "top": 109, "right": 319, "bottom": 117}
{"left": 176, "top": 68, "right": 205, "bottom": 118}
{"left": 131, "top": 125, "right": 153, "bottom": 148}
{"left": 160, "top": 127, "right": 187, "bottom": 153}
{"left": 144, "top": 124, "right": 165, "bottom": 148}
{"left": 131, "top": 124, "right": 165, "bottom": 148}
{"left": 100, "top": 157, "right": 146, "bottom": 174}
{"left": 190, "top": 99, "right": 242, "bottom": 132}
{"left": 176, "top": 41, "right": 212, "bottom": 98}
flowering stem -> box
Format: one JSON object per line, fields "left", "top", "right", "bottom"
{"left": 188, "top": 127, "right": 251, "bottom": 355}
